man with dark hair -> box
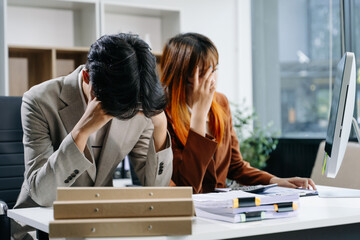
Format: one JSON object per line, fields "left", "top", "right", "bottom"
{"left": 14, "top": 33, "right": 173, "bottom": 210}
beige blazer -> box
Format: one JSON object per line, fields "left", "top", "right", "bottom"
{"left": 15, "top": 66, "right": 173, "bottom": 208}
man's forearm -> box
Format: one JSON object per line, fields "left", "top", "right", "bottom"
{"left": 71, "top": 127, "right": 90, "bottom": 153}
{"left": 153, "top": 126, "right": 167, "bottom": 152}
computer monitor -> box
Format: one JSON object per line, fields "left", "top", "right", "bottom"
{"left": 322, "top": 52, "right": 357, "bottom": 178}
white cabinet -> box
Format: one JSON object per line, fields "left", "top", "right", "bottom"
{"left": 101, "top": 1, "right": 180, "bottom": 53}
{"left": 7, "top": 0, "right": 99, "bottom": 48}
{"left": 0, "top": 0, "right": 180, "bottom": 96}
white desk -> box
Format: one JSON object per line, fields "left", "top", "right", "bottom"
{"left": 8, "top": 186, "right": 360, "bottom": 240}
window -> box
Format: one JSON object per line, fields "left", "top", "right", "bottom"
{"left": 348, "top": 0, "right": 360, "bottom": 122}
{"left": 252, "top": 0, "right": 342, "bottom": 138}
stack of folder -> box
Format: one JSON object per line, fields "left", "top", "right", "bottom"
{"left": 49, "top": 187, "right": 194, "bottom": 238}
{"left": 193, "top": 190, "right": 299, "bottom": 223}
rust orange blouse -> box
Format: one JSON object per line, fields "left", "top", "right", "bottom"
{"left": 167, "top": 92, "right": 275, "bottom": 193}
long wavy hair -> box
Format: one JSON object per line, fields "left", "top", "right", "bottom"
{"left": 161, "top": 33, "right": 227, "bottom": 146}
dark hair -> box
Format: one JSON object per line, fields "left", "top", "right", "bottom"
{"left": 85, "top": 33, "right": 166, "bottom": 119}
{"left": 160, "top": 32, "right": 226, "bottom": 146}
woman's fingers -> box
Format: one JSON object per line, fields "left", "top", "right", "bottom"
{"left": 202, "top": 66, "right": 213, "bottom": 84}
{"left": 200, "top": 67, "right": 215, "bottom": 92}
{"left": 204, "top": 74, "right": 213, "bottom": 91}
{"left": 301, "top": 179, "right": 309, "bottom": 189}
{"left": 209, "top": 78, "right": 216, "bottom": 94}
{"left": 193, "top": 67, "right": 200, "bottom": 91}
{"left": 191, "top": 66, "right": 216, "bottom": 109}
{"left": 308, "top": 179, "right": 317, "bottom": 190}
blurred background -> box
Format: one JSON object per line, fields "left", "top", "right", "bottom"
{"left": 1, "top": 0, "right": 359, "bottom": 180}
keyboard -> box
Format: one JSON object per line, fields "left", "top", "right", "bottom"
{"left": 231, "top": 183, "right": 278, "bottom": 193}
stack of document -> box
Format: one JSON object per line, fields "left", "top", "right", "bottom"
{"left": 49, "top": 187, "right": 194, "bottom": 238}
{"left": 193, "top": 190, "right": 299, "bottom": 223}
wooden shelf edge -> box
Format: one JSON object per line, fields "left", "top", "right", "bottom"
{"left": 8, "top": 45, "right": 89, "bottom": 52}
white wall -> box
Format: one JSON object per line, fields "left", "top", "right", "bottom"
{"left": 7, "top": 3, "right": 98, "bottom": 48}
{"left": 103, "top": 0, "right": 253, "bottom": 107}
{"left": 236, "top": 0, "right": 253, "bottom": 109}
{"left": 5, "top": 0, "right": 253, "bottom": 107}
{"left": 103, "top": 13, "right": 163, "bottom": 52}
{"left": 7, "top": 6, "right": 75, "bottom": 47}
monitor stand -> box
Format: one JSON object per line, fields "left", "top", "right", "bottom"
{"left": 318, "top": 117, "right": 360, "bottom": 198}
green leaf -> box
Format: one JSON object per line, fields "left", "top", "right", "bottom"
{"left": 232, "top": 101, "right": 279, "bottom": 170}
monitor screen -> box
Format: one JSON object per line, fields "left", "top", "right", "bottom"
{"left": 322, "top": 52, "right": 356, "bottom": 178}
{"left": 324, "top": 56, "right": 346, "bottom": 157}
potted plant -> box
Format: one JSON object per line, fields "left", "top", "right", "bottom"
{"left": 232, "top": 103, "right": 279, "bottom": 170}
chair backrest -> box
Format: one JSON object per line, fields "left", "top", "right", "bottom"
{"left": 0, "top": 96, "right": 24, "bottom": 208}
{"left": 311, "top": 140, "right": 360, "bottom": 189}
{"left": 129, "top": 159, "right": 142, "bottom": 186}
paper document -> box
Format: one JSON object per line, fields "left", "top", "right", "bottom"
{"left": 195, "top": 207, "right": 298, "bottom": 223}
{"left": 193, "top": 190, "right": 299, "bottom": 209}
{"left": 196, "top": 201, "right": 298, "bottom": 214}
{"left": 261, "top": 186, "right": 318, "bottom": 197}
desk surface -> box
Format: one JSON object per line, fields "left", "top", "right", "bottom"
{"left": 8, "top": 186, "right": 360, "bottom": 240}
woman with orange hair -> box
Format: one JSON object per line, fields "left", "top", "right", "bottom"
{"left": 161, "top": 32, "right": 316, "bottom": 193}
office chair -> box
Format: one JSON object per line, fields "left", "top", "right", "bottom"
{"left": 113, "top": 157, "right": 142, "bottom": 187}
{"left": 311, "top": 140, "right": 360, "bottom": 189}
{"left": 0, "top": 96, "right": 24, "bottom": 239}
{"left": 129, "top": 160, "right": 142, "bottom": 186}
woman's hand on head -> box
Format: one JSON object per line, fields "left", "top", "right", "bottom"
{"left": 269, "top": 177, "right": 317, "bottom": 190}
{"left": 189, "top": 66, "right": 216, "bottom": 136}
{"left": 191, "top": 66, "right": 216, "bottom": 116}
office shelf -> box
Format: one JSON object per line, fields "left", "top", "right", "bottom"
{"left": 8, "top": 45, "right": 89, "bottom": 96}
{"left": 0, "top": 0, "right": 179, "bottom": 96}
{"left": 101, "top": 1, "right": 180, "bottom": 53}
